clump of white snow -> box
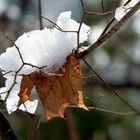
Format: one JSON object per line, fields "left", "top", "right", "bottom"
{"left": 0, "top": 11, "right": 90, "bottom": 114}
{"left": 115, "top": 0, "right": 139, "bottom": 21}
{"left": 19, "top": 99, "right": 38, "bottom": 114}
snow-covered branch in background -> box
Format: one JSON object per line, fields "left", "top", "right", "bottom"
{"left": 0, "top": 11, "right": 90, "bottom": 115}
{"left": 115, "top": 0, "right": 139, "bottom": 21}
{"left": 79, "top": 0, "right": 140, "bottom": 58}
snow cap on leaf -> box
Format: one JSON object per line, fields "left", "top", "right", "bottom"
{"left": 0, "top": 11, "right": 90, "bottom": 119}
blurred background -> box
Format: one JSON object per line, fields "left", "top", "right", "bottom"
{"left": 0, "top": 0, "right": 140, "bottom": 140}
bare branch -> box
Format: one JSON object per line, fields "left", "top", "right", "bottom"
{"left": 38, "top": 0, "right": 43, "bottom": 30}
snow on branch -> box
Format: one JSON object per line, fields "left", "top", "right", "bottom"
{"left": 115, "top": 0, "right": 139, "bottom": 21}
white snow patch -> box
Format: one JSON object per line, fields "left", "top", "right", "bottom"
{"left": 115, "top": 0, "right": 139, "bottom": 21}
{"left": 19, "top": 100, "right": 38, "bottom": 114}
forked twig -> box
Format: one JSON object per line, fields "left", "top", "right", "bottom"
{"left": 3, "top": 35, "right": 47, "bottom": 102}
{"left": 101, "top": 0, "right": 109, "bottom": 23}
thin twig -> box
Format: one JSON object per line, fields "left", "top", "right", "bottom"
{"left": 41, "top": 16, "right": 77, "bottom": 33}
{"left": 88, "top": 106, "right": 136, "bottom": 116}
{"left": 85, "top": 10, "right": 114, "bottom": 16}
{"left": 5, "top": 35, "right": 24, "bottom": 63}
{"left": 3, "top": 35, "right": 47, "bottom": 102}
{"left": 68, "top": 105, "right": 136, "bottom": 116}
{"left": 3, "top": 64, "right": 24, "bottom": 101}
{"left": 101, "top": 0, "right": 110, "bottom": 22}
{"left": 3, "top": 71, "right": 13, "bottom": 76}
{"left": 80, "top": 0, "right": 114, "bottom": 16}
{"left": 77, "top": 0, "right": 86, "bottom": 49}
{"left": 38, "top": 0, "right": 43, "bottom": 30}
{"left": 82, "top": 58, "right": 140, "bottom": 115}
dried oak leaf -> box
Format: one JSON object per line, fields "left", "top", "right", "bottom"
{"left": 18, "top": 54, "right": 87, "bottom": 119}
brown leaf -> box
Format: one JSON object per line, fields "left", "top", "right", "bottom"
{"left": 18, "top": 54, "right": 87, "bottom": 119}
